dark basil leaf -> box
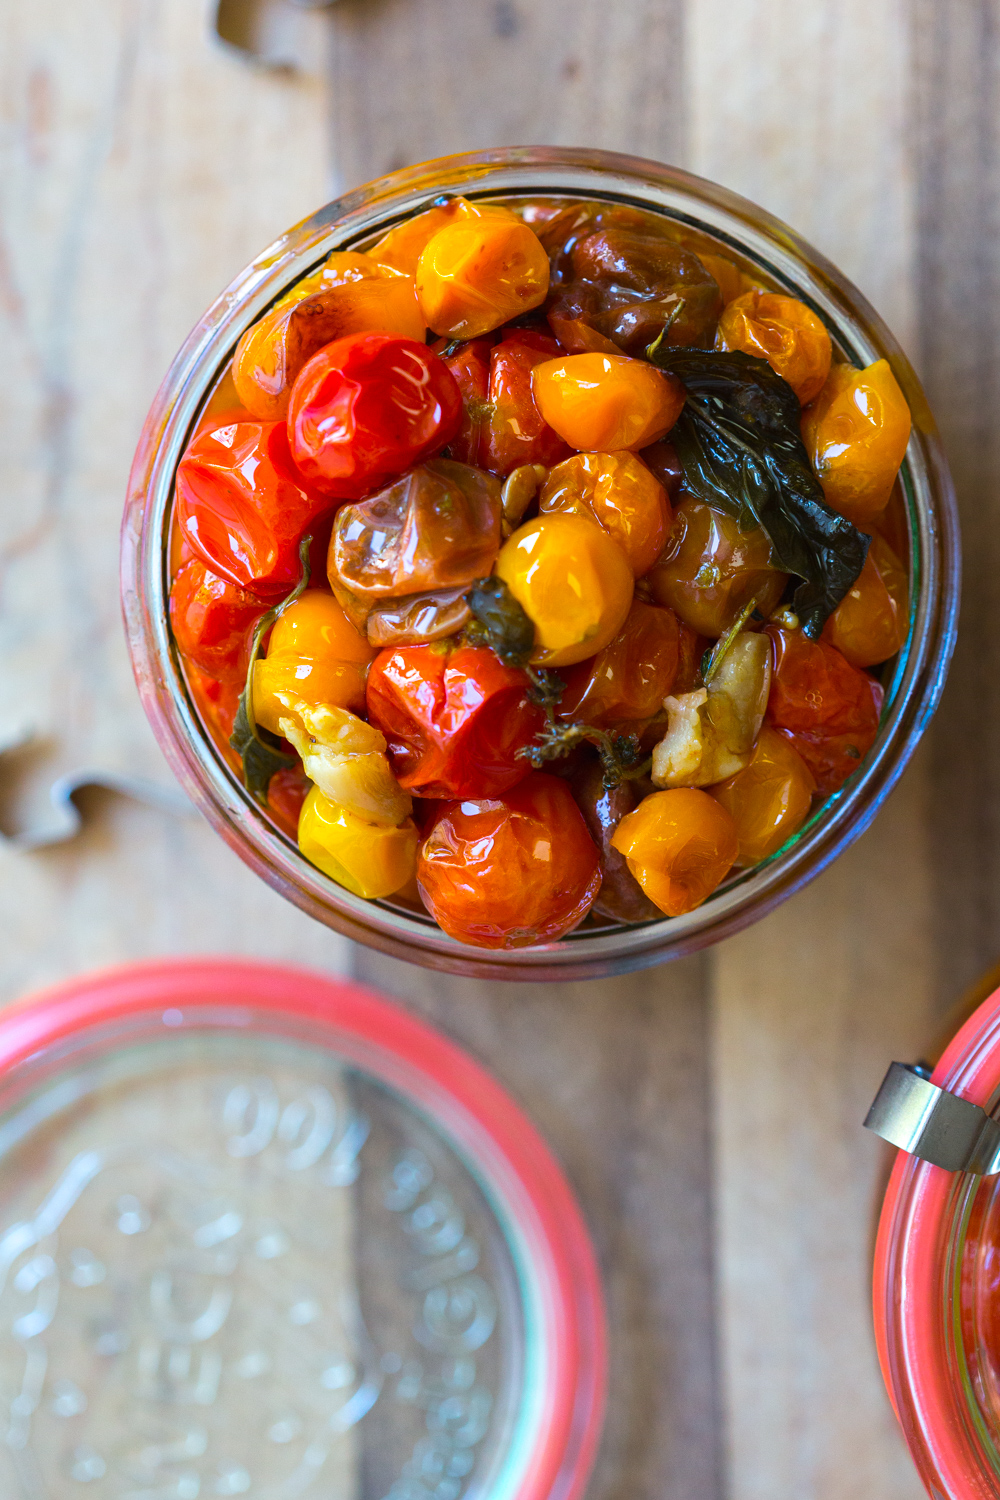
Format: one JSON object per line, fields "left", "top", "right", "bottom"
{"left": 466, "top": 576, "right": 535, "bottom": 667}
{"left": 647, "top": 346, "right": 870, "bottom": 637}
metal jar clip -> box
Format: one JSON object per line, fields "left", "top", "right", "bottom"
{"left": 865, "top": 1062, "right": 1000, "bottom": 1175}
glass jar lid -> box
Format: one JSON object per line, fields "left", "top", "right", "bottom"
{"left": 0, "top": 960, "right": 605, "bottom": 1500}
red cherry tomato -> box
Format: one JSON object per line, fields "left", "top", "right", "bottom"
{"left": 417, "top": 772, "right": 601, "bottom": 948}
{"left": 169, "top": 559, "right": 264, "bottom": 684}
{"left": 434, "top": 335, "right": 496, "bottom": 465}
{"left": 765, "top": 625, "right": 884, "bottom": 794}
{"left": 266, "top": 764, "right": 312, "bottom": 839}
{"left": 480, "top": 329, "right": 572, "bottom": 476}
{"left": 287, "top": 332, "right": 463, "bottom": 500}
{"left": 365, "top": 645, "right": 545, "bottom": 799}
{"left": 175, "top": 420, "right": 332, "bottom": 600}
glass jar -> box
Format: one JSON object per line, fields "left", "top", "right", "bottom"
{"left": 121, "top": 146, "right": 959, "bottom": 981}
{"left": 873, "top": 979, "right": 1000, "bottom": 1498}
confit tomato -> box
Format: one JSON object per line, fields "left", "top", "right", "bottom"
{"left": 480, "top": 329, "right": 572, "bottom": 476}
{"left": 365, "top": 645, "right": 544, "bottom": 798}
{"left": 647, "top": 499, "right": 787, "bottom": 638}
{"left": 610, "top": 787, "right": 738, "bottom": 917}
{"left": 821, "top": 532, "right": 909, "bottom": 668}
{"left": 287, "top": 333, "right": 463, "bottom": 500}
{"left": 765, "top": 625, "right": 884, "bottom": 794}
{"left": 417, "top": 772, "right": 601, "bottom": 948}
{"left": 175, "top": 421, "right": 333, "bottom": 600}
{"left": 557, "top": 599, "right": 680, "bottom": 729}
{"left": 169, "top": 558, "right": 264, "bottom": 684}
{"left": 538, "top": 450, "right": 671, "bottom": 577}
{"left": 435, "top": 335, "right": 495, "bottom": 465}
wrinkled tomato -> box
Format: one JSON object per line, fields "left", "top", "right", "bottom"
{"left": 169, "top": 558, "right": 264, "bottom": 684}
{"left": 417, "top": 772, "right": 601, "bottom": 948}
{"left": 365, "top": 645, "right": 544, "bottom": 798}
{"left": 557, "top": 599, "right": 680, "bottom": 729}
{"left": 435, "top": 335, "right": 495, "bottom": 465}
{"left": 175, "top": 421, "right": 332, "bottom": 600}
{"left": 765, "top": 625, "right": 884, "bottom": 794}
{"left": 480, "top": 329, "right": 572, "bottom": 475}
{"left": 287, "top": 333, "right": 463, "bottom": 500}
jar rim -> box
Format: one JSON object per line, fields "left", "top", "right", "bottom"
{"left": 121, "top": 145, "right": 960, "bottom": 980}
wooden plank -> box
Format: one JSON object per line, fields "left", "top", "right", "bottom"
{"left": 687, "top": 3, "right": 930, "bottom": 1495}
{"left": 0, "top": 0, "right": 349, "bottom": 1000}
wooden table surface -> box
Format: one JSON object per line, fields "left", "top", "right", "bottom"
{"left": 0, "top": 3, "right": 989, "bottom": 1496}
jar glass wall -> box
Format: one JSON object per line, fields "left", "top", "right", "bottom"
{"left": 121, "top": 146, "right": 959, "bottom": 981}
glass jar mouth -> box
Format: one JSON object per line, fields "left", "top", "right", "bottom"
{"left": 121, "top": 145, "right": 960, "bottom": 979}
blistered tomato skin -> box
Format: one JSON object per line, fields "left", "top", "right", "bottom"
{"left": 531, "top": 353, "right": 685, "bottom": 452}
{"left": 175, "top": 421, "right": 333, "bottom": 600}
{"left": 716, "top": 291, "right": 832, "bottom": 405}
{"left": 802, "top": 359, "right": 912, "bottom": 527}
{"left": 557, "top": 600, "right": 680, "bottom": 729}
{"left": 416, "top": 219, "right": 550, "bottom": 339}
{"left": 711, "top": 726, "right": 816, "bottom": 866}
{"left": 416, "top": 773, "right": 601, "bottom": 948}
{"left": 822, "top": 532, "right": 909, "bottom": 668}
{"left": 765, "top": 625, "right": 884, "bottom": 794}
{"left": 479, "top": 330, "right": 573, "bottom": 476}
{"left": 365, "top": 645, "right": 544, "bottom": 799}
{"left": 539, "top": 451, "right": 671, "bottom": 577}
{"left": 287, "top": 333, "right": 463, "bottom": 500}
{"left": 647, "top": 499, "right": 786, "bottom": 638}
{"left": 610, "top": 788, "right": 739, "bottom": 917}
{"left": 495, "top": 513, "right": 634, "bottom": 668}
{"left": 169, "top": 559, "right": 263, "bottom": 684}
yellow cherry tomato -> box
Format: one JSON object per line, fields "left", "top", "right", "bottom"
{"left": 538, "top": 450, "right": 671, "bottom": 577}
{"left": 253, "top": 590, "right": 375, "bottom": 732}
{"left": 416, "top": 219, "right": 550, "bottom": 338}
{"left": 369, "top": 196, "right": 518, "bottom": 277}
{"left": 801, "top": 359, "right": 912, "bottom": 527}
{"left": 494, "top": 513, "right": 634, "bottom": 667}
{"left": 610, "top": 788, "right": 738, "bottom": 916}
{"left": 531, "top": 353, "right": 685, "bottom": 452}
{"left": 298, "top": 784, "right": 418, "bottom": 899}
{"left": 716, "top": 290, "right": 832, "bottom": 405}
{"left": 710, "top": 726, "right": 816, "bottom": 867}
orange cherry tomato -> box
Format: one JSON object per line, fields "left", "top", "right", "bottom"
{"left": 539, "top": 450, "right": 671, "bottom": 577}
{"left": 287, "top": 333, "right": 463, "bottom": 500}
{"left": 801, "top": 359, "right": 912, "bottom": 527}
{"left": 647, "top": 499, "right": 786, "bottom": 638}
{"left": 494, "top": 513, "right": 634, "bottom": 668}
{"left": 557, "top": 600, "right": 680, "bottom": 729}
{"left": 479, "top": 330, "right": 572, "bottom": 475}
{"left": 711, "top": 726, "right": 816, "bottom": 866}
{"left": 416, "top": 218, "right": 550, "bottom": 338}
{"left": 169, "top": 558, "right": 264, "bottom": 684}
{"left": 716, "top": 290, "right": 832, "bottom": 404}
{"left": 531, "top": 352, "right": 685, "bottom": 452}
{"left": 369, "top": 196, "right": 518, "bottom": 278}
{"left": 253, "top": 589, "right": 376, "bottom": 731}
{"left": 365, "top": 645, "right": 544, "bottom": 799}
{"left": 175, "top": 421, "right": 333, "bottom": 600}
{"left": 417, "top": 772, "right": 601, "bottom": 948}
{"left": 610, "top": 788, "right": 738, "bottom": 917}
{"left": 821, "top": 532, "right": 909, "bottom": 668}
{"left": 698, "top": 251, "right": 745, "bottom": 305}
{"left": 765, "top": 625, "right": 884, "bottom": 794}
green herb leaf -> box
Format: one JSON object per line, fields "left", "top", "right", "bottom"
{"left": 465, "top": 576, "right": 536, "bottom": 668}
{"left": 646, "top": 345, "right": 870, "bottom": 638}
{"left": 229, "top": 535, "right": 313, "bottom": 806}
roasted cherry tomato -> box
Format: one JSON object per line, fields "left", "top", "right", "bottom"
{"left": 557, "top": 599, "right": 680, "bottom": 729}
{"left": 266, "top": 764, "right": 313, "bottom": 839}
{"left": 531, "top": 352, "right": 685, "bottom": 452}
{"left": 287, "top": 333, "right": 463, "bottom": 500}
{"left": 416, "top": 218, "right": 550, "bottom": 338}
{"left": 169, "top": 558, "right": 263, "bottom": 684}
{"left": 365, "top": 645, "right": 544, "bottom": 798}
{"left": 233, "top": 253, "right": 424, "bottom": 422}
{"left": 417, "top": 772, "right": 601, "bottom": 948}
{"left": 610, "top": 787, "right": 738, "bottom": 917}
{"left": 710, "top": 726, "right": 816, "bottom": 866}
{"left": 495, "top": 513, "right": 634, "bottom": 668}
{"left": 570, "top": 763, "right": 660, "bottom": 922}
{"left": 434, "top": 335, "right": 495, "bottom": 465}
{"left": 647, "top": 499, "right": 787, "bottom": 638}
{"left": 639, "top": 439, "right": 683, "bottom": 502}
{"left": 539, "top": 450, "right": 671, "bottom": 577}
{"left": 765, "top": 625, "right": 884, "bottom": 794}
{"left": 253, "top": 589, "right": 376, "bottom": 732}
{"left": 186, "top": 667, "right": 243, "bottom": 772}
{"left": 175, "top": 421, "right": 332, "bottom": 599}
{"left": 821, "top": 532, "right": 909, "bottom": 668}
{"left": 801, "top": 359, "right": 912, "bottom": 527}
{"left": 479, "top": 330, "right": 572, "bottom": 475}
{"left": 327, "top": 459, "right": 501, "bottom": 633}
{"left": 371, "top": 197, "right": 519, "bottom": 278}
{"left": 699, "top": 251, "right": 745, "bottom": 305}
{"left": 673, "top": 618, "right": 711, "bottom": 694}
{"left": 715, "top": 290, "right": 832, "bottom": 405}
{"left": 298, "top": 783, "right": 418, "bottom": 899}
